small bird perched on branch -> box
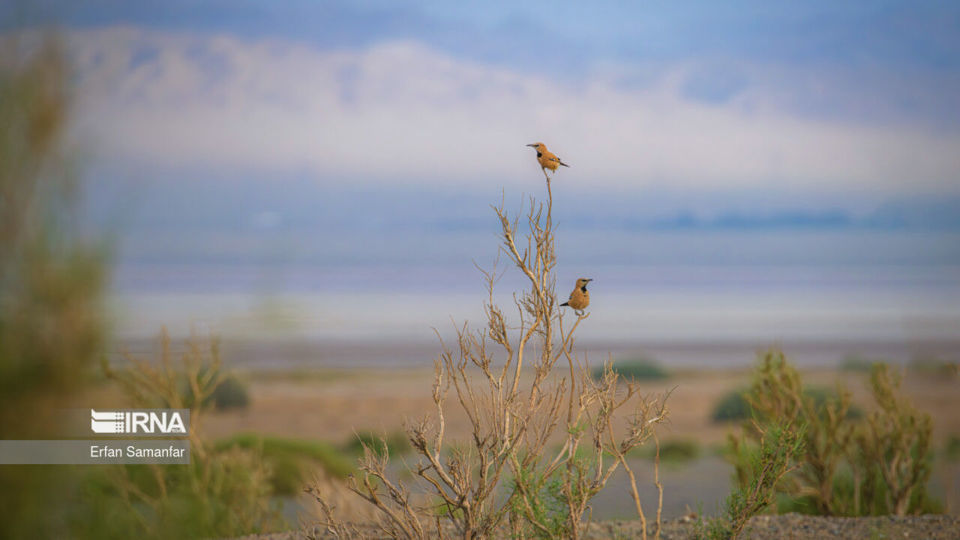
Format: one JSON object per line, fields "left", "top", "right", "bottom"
{"left": 561, "top": 278, "right": 592, "bottom": 316}
{"left": 526, "top": 142, "right": 569, "bottom": 179}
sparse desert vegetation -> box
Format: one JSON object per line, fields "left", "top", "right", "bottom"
{"left": 307, "top": 181, "right": 673, "bottom": 540}
{"left": 3, "top": 12, "right": 960, "bottom": 540}
{"left": 726, "top": 350, "right": 939, "bottom": 520}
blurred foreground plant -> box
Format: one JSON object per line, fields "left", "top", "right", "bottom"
{"left": 311, "top": 182, "right": 671, "bottom": 539}
{"left": 728, "top": 349, "right": 935, "bottom": 517}
{"left": 856, "top": 364, "right": 934, "bottom": 515}
{"left": 0, "top": 32, "right": 108, "bottom": 539}
{"left": 696, "top": 424, "right": 805, "bottom": 540}
{"left": 86, "top": 329, "right": 281, "bottom": 538}
{"left": 0, "top": 33, "right": 103, "bottom": 436}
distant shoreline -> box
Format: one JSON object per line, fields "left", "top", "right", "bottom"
{"left": 107, "top": 335, "right": 960, "bottom": 370}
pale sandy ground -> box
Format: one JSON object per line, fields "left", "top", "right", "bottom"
{"left": 83, "top": 353, "right": 960, "bottom": 527}
{"left": 191, "top": 364, "right": 960, "bottom": 521}
{"left": 202, "top": 365, "right": 960, "bottom": 449}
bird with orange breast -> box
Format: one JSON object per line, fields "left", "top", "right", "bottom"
{"left": 560, "top": 278, "right": 592, "bottom": 316}
{"left": 526, "top": 142, "right": 569, "bottom": 179}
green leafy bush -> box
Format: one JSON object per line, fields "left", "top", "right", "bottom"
{"left": 180, "top": 367, "right": 250, "bottom": 410}
{"left": 508, "top": 451, "right": 598, "bottom": 539}
{"left": 593, "top": 358, "right": 668, "bottom": 382}
{"left": 712, "top": 389, "right": 751, "bottom": 422}
{"left": 712, "top": 386, "right": 862, "bottom": 424}
{"left": 946, "top": 435, "right": 960, "bottom": 462}
{"left": 642, "top": 438, "right": 701, "bottom": 465}
{"left": 94, "top": 331, "right": 282, "bottom": 537}
{"left": 803, "top": 386, "right": 864, "bottom": 420}
{"left": 73, "top": 446, "right": 277, "bottom": 538}
{"left": 661, "top": 439, "right": 701, "bottom": 462}
{"left": 697, "top": 425, "right": 805, "bottom": 540}
{"left": 209, "top": 375, "right": 251, "bottom": 410}
{"left": 727, "top": 349, "right": 936, "bottom": 517}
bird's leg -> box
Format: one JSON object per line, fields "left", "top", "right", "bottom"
{"left": 542, "top": 168, "right": 551, "bottom": 184}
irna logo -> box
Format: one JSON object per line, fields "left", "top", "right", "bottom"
{"left": 90, "top": 409, "right": 187, "bottom": 435}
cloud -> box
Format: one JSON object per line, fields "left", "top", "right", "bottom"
{"left": 68, "top": 26, "right": 960, "bottom": 192}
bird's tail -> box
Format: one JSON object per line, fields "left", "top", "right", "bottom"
{"left": 559, "top": 160, "right": 570, "bottom": 168}
{"left": 560, "top": 301, "right": 569, "bottom": 307}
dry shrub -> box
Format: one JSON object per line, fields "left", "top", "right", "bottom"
{"left": 310, "top": 180, "right": 671, "bottom": 539}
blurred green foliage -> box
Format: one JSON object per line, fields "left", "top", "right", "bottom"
{"left": 216, "top": 432, "right": 355, "bottom": 495}
{"left": 635, "top": 438, "right": 701, "bottom": 465}
{"left": 908, "top": 355, "right": 958, "bottom": 380}
{"left": 181, "top": 369, "right": 251, "bottom": 410}
{"left": 592, "top": 357, "right": 669, "bottom": 382}
{"left": 698, "top": 424, "right": 805, "bottom": 540}
{"left": 946, "top": 435, "right": 960, "bottom": 462}
{"left": 839, "top": 355, "right": 880, "bottom": 373}
{"left": 344, "top": 430, "right": 413, "bottom": 458}
{"left": 658, "top": 438, "right": 701, "bottom": 463}
{"left": 71, "top": 445, "right": 276, "bottom": 539}
{"left": 803, "top": 386, "right": 864, "bottom": 420}
{"left": 0, "top": 33, "right": 108, "bottom": 539}
{"left": 711, "top": 389, "right": 751, "bottom": 423}
{"left": 712, "top": 386, "right": 863, "bottom": 424}
{"left": 728, "top": 349, "right": 937, "bottom": 517}
{"left": 0, "top": 45, "right": 284, "bottom": 535}
{"left": 92, "top": 330, "right": 282, "bottom": 537}
{"left": 209, "top": 374, "right": 251, "bottom": 410}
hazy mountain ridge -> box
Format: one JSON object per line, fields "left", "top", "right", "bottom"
{"left": 85, "top": 175, "right": 960, "bottom": 234}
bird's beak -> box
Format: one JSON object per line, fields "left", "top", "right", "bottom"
{"left": 526, "top": 143, "right": 536, "bottom": 147}
{"left": 585, "top": 278, "right": 593, "bottom": 282}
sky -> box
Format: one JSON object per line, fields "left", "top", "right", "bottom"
{"left": 3, "top": 2, "right": 960, "bottom": 345}
{"left": 4, "top": 0, "right": 959, "bottom": 195}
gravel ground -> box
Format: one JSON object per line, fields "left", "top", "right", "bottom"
{"left": 239, "top": 513, "right": 960, "bottom": 539}
{"left": 585, "top": 514, "right": 959, "bottom": 539}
